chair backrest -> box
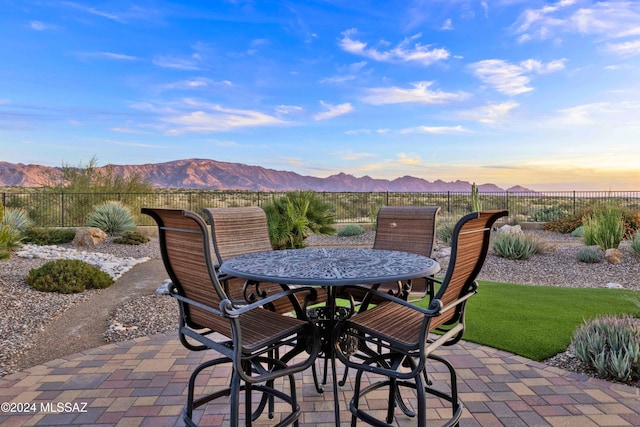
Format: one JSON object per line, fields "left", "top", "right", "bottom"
{"left": 141, "top": 208, "right": 230, "bottom": 334}
{"left": 432, "top": 210, "right": 507, "bottom": 326}
{"left": 203, "top": 207, "right": 273, "bottom": 265}
{"left": 374, "top": 206, "right": 440, "bottom": 257}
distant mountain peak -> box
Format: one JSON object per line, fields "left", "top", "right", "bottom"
{"left": 0, "top": 158, "right": 535, "bottom": 192}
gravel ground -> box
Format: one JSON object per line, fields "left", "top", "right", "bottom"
{"left": 1, "top": 230, "right": 639, "bottom": 386}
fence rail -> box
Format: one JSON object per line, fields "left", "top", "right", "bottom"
{"left": 2, "top": 190, "right": 639, "bottom": 228}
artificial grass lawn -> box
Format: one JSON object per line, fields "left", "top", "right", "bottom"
{"left": 417, "top": 281, "right": 639, "bottom": 362}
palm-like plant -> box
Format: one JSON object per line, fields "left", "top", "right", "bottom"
{"left": 263, "top": 190, "right": 336, "bottom": 249}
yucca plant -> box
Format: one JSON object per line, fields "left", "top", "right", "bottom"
{"left": 491, "top": 232, "right": 540, "bottom": 260}
{"left": 86, "top": 201, "right": 135, "bottom": 236}
{"left": 582, "top": 205, "right": 625, "bottom": 251}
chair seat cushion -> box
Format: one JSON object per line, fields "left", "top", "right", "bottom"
{"left": 191, "top": 305, "right": 310, "bottom": 353}
{"left": 346, "top": 301, "right": 450, "bottom": 351}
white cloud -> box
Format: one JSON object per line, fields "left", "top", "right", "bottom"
{"left": 89, "top": 52, "right": 138, "bottom": 61}
{"left": 160, "top": 78, "right": 232, "bottom": 91}
{"left": 460, "top": 101, "right": 519, "bottom": 125}
{"left": 153, "top": 55, "right": 201, "bottom": 70}
{"left": 606, "top": 40, "right": 640, "bottom": 57}
{"left": 442, "top": 19, "right": 453, "bottom": 30}
{"left": 551, "top": 101, "right": 640, "bottom": 126}
{"left": 396, "top": 153, "right": 422, "bottom": 166}
{"left": 332, "top": 150, "right": 375, "bottom": 161}
{"left": 362, "top": 81, "right": 469, "bottom": 105}
{"left": 275, "top": 105, "right": 303, "bottom": 115}
{"left": 133, "top": 99, "right": 288, "bottom": 134}
{"left": 314, "top": 101, "right": 354, "bottom": 120}
{"left": 63, "top": 2, "right": 126, "bottom": 23}
{"left": 29, "top": 21, "right": 57, "bottom": 31}
{"left": 400, "top": 125, "right": 469, "bottom": 135}
{"left": 339, "top": 29, "right": 449, "bottom": 66}
{"left": 513, "top": 0, "right": 640, "bottom": 47}
{"left": 469, "top": 58, "right": 565, "bottom": 95}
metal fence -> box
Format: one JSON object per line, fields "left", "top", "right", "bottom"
{"left": 2, "top": 190, "right": 639, "bottom": 228}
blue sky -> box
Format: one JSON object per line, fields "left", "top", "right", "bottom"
{"left": 1, "top": 0, "right": 639, "bottom": 191}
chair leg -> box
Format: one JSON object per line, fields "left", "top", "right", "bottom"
{"left": 230, "top": 370, "right": 242, "bottom": 427}
{"left": 183, "top": 357, "right": 233, "bottom": 427}
{"left": 426, "top": 353, "right": 463, "bottom": 427}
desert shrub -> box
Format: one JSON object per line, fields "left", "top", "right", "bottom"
{"left": 337, "top": 224, "right": 366, "bottom": 237}
{"left": 113, "top": 230, "right": 150, "bottom": 245}
{"left": 1, "top": 207, "right": 33, "bottom": 234}
{"left": 582, "top": 205, "right": 625, "bottom": 251}
{"left": 544, "top": 206, "right": 638, "bottom": 239}
{"left": 492, "top": 232, "right": 541, "bottom": 260}
{"left": 572, "top": 315, "right": 640, "bottom": 383}
{"left": 0, "top": 226, "right": 22, "bottom": 260}
{"left": 577, "top": 246, "right": 602, "bottom": 263}
{"left": 23, "top": 227, "right": 76, "bottom": 245}
{"left": 27, "top": 259, "right": 113, "bottom": 293}
{"left": 87, "top": 201, "right": 135, "bottom": 236}
{"left": 532, "top": 205, "right": 567, "bottom": 222}
{"left": 263, "top": 190, "right": 336, "bottom": 249}
{"left": 544, "top": 208, "right": 592, "bottom": 234}
{"left": 632, "top": 232, "right": 640, "bottom": 257}
{"left": 571, "top": 225, "right": 584, "bottom": 238}
{"left": 436, "top": 217, "right": 457, "bottom": 245}
{"left": 623, "top": 210, "right": 640, "bottom": 240}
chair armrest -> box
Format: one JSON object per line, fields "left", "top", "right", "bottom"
{"left": 221, "top": 286, "right": 318, "bottom": 317}
{"left": 342, "top": 284, "right": 443, "bottom": 316}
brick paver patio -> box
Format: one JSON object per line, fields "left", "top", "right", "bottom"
{"left": 1, "top": 333, "right": 638, "bottom": 426}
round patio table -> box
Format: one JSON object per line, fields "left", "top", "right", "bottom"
{"left": 220, "top": 247, "right": 440, "bottom": 426}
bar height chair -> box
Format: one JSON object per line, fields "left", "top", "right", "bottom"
{"left": 204, "top": 207, "right": 329, "bottom": 394}
{"left": 371, "top": 205, "right": 440, "bottom": 301}
{"left": 335, "top": 210, "right": 508, "bottom": 426}
{"left": 142, "top": 208, "right": 320, "bottom": 427}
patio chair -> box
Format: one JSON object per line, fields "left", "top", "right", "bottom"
{"left": 204, "top": 206, "right": 329, "bottom": 393}
{"left": 373, "top": 205, "right": 440, "bottom": 300}
{"left": 204, "top": 207, "right": 308, "bottom": 316}
{"left": 348, "top": 206, "right": 440, "bottom": 311}
{"left": 335, "top": 210, "right": 508, "bottom": 427}
{"left": 142, "top": 208, "right": 320, "bottom": 427}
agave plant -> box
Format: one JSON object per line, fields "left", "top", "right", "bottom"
{"left": 1, "top": 207, "right": 33, "bottom": 233}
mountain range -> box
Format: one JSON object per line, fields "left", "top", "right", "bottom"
{"left": 0, "top": 158, "right": 533, "bottom": 192}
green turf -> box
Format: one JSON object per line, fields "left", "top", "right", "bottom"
{"left": 416, "top": 281, "right": 639, "bottom": 361}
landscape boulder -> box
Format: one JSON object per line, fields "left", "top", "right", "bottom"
{"left": 604, "top": 248, "right": 622, "bottom": 265}
{"left": 497, "top": 224, "right": 523, "bottom": 234}
{"left": 72, "top": 227, "right": 107, "bottom": 246}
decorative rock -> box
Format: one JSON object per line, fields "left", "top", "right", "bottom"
{"left": 498, "top": 224, "right": 523, "bottom": 234}
{"left": 604, "top": 248, "right": 622, "bottom": 264}
{"left": 15, "top": 244, "right": 150, "bottom": 279}
{"left": 605, "top": 282, "right": 624, "bottom": 289}
{"left": 155, "top": 280, "right": 172, "bottom": 295}
{"left": 72, "top": 227, "right": 107, "bottom": 246}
